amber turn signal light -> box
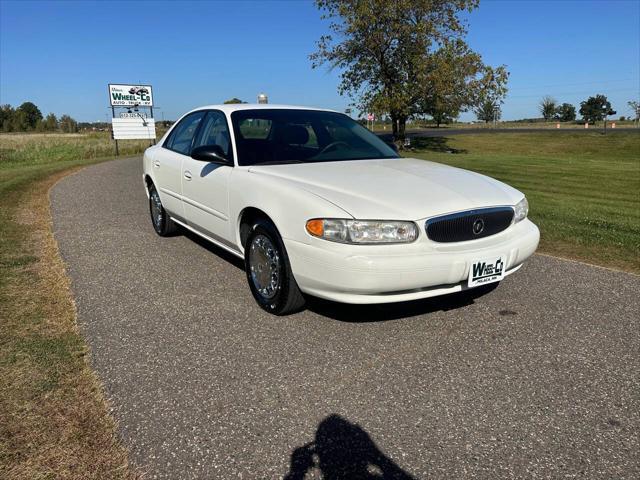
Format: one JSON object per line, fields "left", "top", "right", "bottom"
{"left": 305, "top": 219, "right": 324, "bottom": 237}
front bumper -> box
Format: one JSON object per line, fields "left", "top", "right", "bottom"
{"left": 285, "top": 218, "right": 540, "bottom": 304}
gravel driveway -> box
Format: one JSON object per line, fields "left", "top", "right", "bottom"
{"left": 51, "top": 157, "right": 640, "bottom": 479}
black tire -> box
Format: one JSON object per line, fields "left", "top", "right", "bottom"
{"left": 244, "top": 219, "right": 305, "bottom": 315}
{"left": 148, "top": 184, "right": 178, "bottom": 237}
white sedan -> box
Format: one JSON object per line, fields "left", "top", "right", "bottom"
{"left": 143, "top": 104, "right": 539, "bottom": 314}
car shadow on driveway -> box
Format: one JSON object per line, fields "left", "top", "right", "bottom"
{"left": 306, "top": 284, "right": 497, "bottom": 322}
{"left": 182, "top": 228, "right": 245, "bottom": 270}
{"left": 283, "top": 414, "right": 416, "bottom": 480}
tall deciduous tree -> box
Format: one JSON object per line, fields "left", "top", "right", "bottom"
{"left": 59, "top": 114, "right": 78, "bottom": 133}
{"left": 419, "top": 39, "right": 484, "bottom": 127}
{"left": 539, "top": 96, "right": 557, "bottom": 121}
{"left": 628, "top": 100, "right": 639, "bottom": 121}
{"left": 475, "top": 98, "right": 500, "bottom": 123}
{"left": 474, "top": 65, "right": 509, "bottom": 123}
{"left": 579, "top": 94, "right": 614, "bottom": 123}
{"left": 0, "top": 104, "right": 15, "bottom": 132}
{"left": 311, "top": 0, "right": 481, "bottom": 140}
{"left": 17, "top": 101, "right": 43, "bottom": 130}
{"left": 11, "top": 109, "right": 30, "bottom": 131}
{"left": 556, "top": 103, "right": 576, "bottom": 122}
{"left": 44, "top": 113, "right": 58, "bottom": 131}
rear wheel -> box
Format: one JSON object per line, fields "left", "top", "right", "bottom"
{"left": 245, "top": 220, "right": 305, "bottom": 315}
{"left": 149, "top": 184, "right": 178, "bottom": 236}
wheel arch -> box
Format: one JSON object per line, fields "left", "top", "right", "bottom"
{"left": 238, "top": 207, "right": 277, "bottom": 250}
{"left": 144, "top": 174, "right": 154, "bottom": 193}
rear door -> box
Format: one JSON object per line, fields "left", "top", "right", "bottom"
{"left": 153, "top": 111, "right": 205, "bottom": 221}
{"left": 181, "top": 110, "right": 234, "bottom": 244}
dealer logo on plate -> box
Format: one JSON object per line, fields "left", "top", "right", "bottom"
{"left": 468, "top": 256, "right": 506, "bottom": 287}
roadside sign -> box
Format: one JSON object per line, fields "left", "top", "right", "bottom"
{"left": 111, "top": 117, "right": 156, "bottom": 140}
{"left": 120, "top": 112, "right": 148, "bottom": 119}
{"left": 367, "top": 113, "right": 374, "bottom": 121}
{"left": 108, "top": 84, "right": 153, "bottom": 107}
{"left": 585, "top": 123, "right": 589, "bottom": 129}
{"left": 612, "top": 122, "right": 616, "bottom": 129}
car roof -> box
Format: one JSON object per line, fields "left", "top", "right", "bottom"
{"left": 186, "top": 103, "right": 339, "bottom": 115}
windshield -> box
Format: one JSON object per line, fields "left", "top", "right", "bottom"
{"left": 230, "top": 109, "right": 399, "bottom": 166}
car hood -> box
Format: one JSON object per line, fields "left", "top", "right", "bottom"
{"left": 247, "top": 157, "right": 523, "bottom": 220}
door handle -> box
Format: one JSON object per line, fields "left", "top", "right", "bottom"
{"left": 153, "top": 160, "right": 160, "bottom": 168}
{"left": 184, "top": 171, "right": 192, "bottom": 181}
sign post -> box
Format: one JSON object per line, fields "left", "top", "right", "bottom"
{"left": 108, "top": 84, "right": 156, "bottom": 155}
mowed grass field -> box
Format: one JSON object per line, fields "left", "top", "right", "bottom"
{"left": 409, "top": 132, "right": 640, "bottom": 273}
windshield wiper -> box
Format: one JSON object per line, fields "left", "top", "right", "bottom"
{"left": 257, "top": 159, "right": 304, "bottom": 165}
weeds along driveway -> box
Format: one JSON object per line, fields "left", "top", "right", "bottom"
{"left": 51, "top": 157, "right": 640, "bottom": 479}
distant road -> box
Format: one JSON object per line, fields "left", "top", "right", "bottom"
{"left": 400, "top": 127, "right": 640, "bottom": 137}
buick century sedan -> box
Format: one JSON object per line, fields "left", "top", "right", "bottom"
{"left": 143, "top": 104, "right": 539, "bottom": 314}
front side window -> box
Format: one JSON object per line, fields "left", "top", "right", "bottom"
{"left": 165, "top": 111, "right": 205, "bottom": 155}
{"left": 230, "top": 109, "right": 398, "bottom": 166}
{"left": 193, "top": 111, "right": 233, "bottom": 160}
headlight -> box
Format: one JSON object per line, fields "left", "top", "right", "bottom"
{"left": 306, "top": 219, "right": 418, "bottom": 244}
{"left": 514, "top": 197, "right": 529, "bottom": 223}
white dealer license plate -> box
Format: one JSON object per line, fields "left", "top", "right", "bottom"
{"left": 468, "top": 255, "right": 506, "bottom": 288}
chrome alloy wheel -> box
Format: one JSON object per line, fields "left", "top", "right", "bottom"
{"left": 150, "top": 189, "right": 163, "bottom": 229}
{"left": 248, "top": 234, "right": 281, "bottom": 299}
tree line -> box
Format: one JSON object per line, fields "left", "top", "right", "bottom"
{"left": 0, "top": 102, "right": 79, "bottom": 133}
{"left": 538, "top": 94, "right": 640, "bottom": 124}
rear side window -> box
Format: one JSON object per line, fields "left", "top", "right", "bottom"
{"left": 164, "top": 111, "right": 205, "bottom": 155}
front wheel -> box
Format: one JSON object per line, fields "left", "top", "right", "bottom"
{"left": 245, "top": 220, "right": 305, "bottom": 315}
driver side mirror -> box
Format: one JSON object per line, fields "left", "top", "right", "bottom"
{"left": 191, "top": 145, "right": 231, "bottom": 165}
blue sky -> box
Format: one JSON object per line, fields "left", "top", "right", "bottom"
{"left": 1, "top": 0, "right": 638, "bottom": 122}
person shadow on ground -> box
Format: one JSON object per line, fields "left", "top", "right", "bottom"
{"left": 283, "top": 414, "right": 416, "bottom": 479}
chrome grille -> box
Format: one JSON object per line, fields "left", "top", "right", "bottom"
{"left": 425, "top": 207, "right": 514, "bottom": 243}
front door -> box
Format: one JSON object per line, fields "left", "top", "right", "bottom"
{"left": 181, "top": 110, "right": 234, "bottom": 244}
{"left": 155, "top": 110, "right": 205, "bottom": 221}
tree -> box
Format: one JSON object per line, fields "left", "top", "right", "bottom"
{"left": 59, "top": 114, "right": 78, "bottom": 133}
{"left": 311, "top": 0, "right": 480, "bottom": 140}
{"left": 539, "top": 96, "right": 557, "bottom": 121}
{"left": 44, "top": 113, "right": 58, "bottom": 131}
{"left": 628, "top": 100, "right": 639, "bottom": 121}
{"left": 475, "top": 98, "right": 500, "bottom": 123}
{"left": 16, "top": 101, "right": 43, "bottom": 130}
{"left": 556, "top": 103, "right": 576, "bottom": 122}
{"left": 579, "top": 94, "right": 614, "bottom": 123}
{"left": 11, "top": 109, "right": 29, "bottom": 131}
{"left": 473, "top": 65, "right": 509, "bottom": 123}
{"left": 0, "top": 104, "right": 15, "bottom": 132}
{"left": 224, "top": 98, "right": 245, "bottom": 104}
{"left": 418, "top": 39, "right": 485, "bottom": 127}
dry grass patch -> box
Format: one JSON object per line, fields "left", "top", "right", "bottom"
{"left": 0, "top": 169, "right": 138, "bottom": 479}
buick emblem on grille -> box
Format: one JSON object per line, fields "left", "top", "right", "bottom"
{"left": 472, "top": 218, "right": 485, "bottom": 235}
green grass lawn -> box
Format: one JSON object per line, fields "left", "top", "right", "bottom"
{"left": 408, "top": 132, "right": 640, "bottom": 273}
